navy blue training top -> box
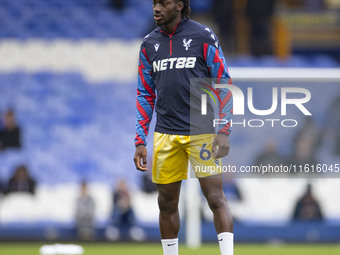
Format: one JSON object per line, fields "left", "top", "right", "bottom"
{"left": 135, "top": 18, "right": 232, "bottom": 146}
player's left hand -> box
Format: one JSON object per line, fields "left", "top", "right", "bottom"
{"left": 212, "top": 133, "right": 230, "bottom": 158}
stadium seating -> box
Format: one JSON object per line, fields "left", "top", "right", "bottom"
{"left": 0, "top": 0, "right": 340, "bottom": 242}
{"left": 1, "top": 69, "right": 340, "bottom": 226}
{"left": 0, "top": 0, "right": 152, "bottom": 40}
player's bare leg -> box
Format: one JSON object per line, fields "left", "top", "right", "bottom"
{"left": 157, "top": 181, "right": 182, "bottom": 238}
{"left": 157, "top": 181, "right": 182, "bottom": 255}
{"left": 199, "top": 175, "right": 234, "bottom": 255}
{"left": 199, "top": 174, "right": 232, "bottom": 232}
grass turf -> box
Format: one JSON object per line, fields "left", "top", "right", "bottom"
{"left": 1, "top": 243, "right": 340, "bottom": 255}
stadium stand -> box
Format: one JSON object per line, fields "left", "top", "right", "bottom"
{"left": 0, "top": 0, "right": 339, "bottom": 242}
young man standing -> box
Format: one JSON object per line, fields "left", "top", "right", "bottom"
{"left": 133, "top": 1, "right": 234, "bottom": 255}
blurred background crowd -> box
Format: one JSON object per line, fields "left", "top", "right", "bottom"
{"left": 0, "top": 0, "right": 340, "bottom": 243}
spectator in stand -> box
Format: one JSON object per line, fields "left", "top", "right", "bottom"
{"left": 75, "top": 181, "right": 96, "bottom": 241}
{"left": 292, "top": 184, "right": 323, "bottom": 221}
{"left": 107, "top": 179, "right": 145, "bottom": 241}
{"left": 294, "top": 117, "right": 322, "bottom": 157}
{"left": 288, "top": 133, "right": 319, "bottom": 170}
{"left": 246, "top": 0, "right": 276, "bottom": 56}
{"left": 287, "top": 117, "right": 321, "bottom": 172}
{"left": 255, "top": 140, "right": 287, "bottom": 168}
{"left": 6, "top": 165, "right": 36, "bottom": 194}
{"left": 112, "top": 179, "right": 135, "bottom": 232}
{"left": 0, "top": 109, "right": 22, "bottom": 151}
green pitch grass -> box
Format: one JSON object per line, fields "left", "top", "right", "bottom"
{"left": 1, "top": 243, "right": 340, "bottom": 255}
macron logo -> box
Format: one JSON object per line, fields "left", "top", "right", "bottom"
{"left": 154, "top": 43, "right": 160, "bottom": 52}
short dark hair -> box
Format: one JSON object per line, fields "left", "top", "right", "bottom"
{"left": 177, "top": 0, "right": 191, "bottom": 19}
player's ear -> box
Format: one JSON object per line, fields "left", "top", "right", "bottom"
{"left": 177, "top": 1, "right": 184, "bottom": 12}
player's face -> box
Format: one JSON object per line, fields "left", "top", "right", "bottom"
{"left": 153, "top": 0, "right": 182, "bottom": 27}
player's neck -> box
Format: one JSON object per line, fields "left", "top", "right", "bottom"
{"left": 161, "top": 16, "right": 183, "bottom": 34}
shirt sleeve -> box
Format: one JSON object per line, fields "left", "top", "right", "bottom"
{"left": 134, "top": 46, "right": 156, "bottom": 146}
{"left": 203, "top": 29, "right": 233, "bottom": 136}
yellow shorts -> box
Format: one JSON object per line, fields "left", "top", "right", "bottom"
{"left": 152, "top": 132, "right": 222, "bottom": 184}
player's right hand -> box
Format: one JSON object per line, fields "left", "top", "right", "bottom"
{"left": 133, "top": 145, "right": 148, "bottom": 171}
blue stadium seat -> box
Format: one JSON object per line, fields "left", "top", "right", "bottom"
{"left": 190, "top": 0, "right": 213, "bottom": 12}
{"left": 0, "top": 72, "right": 141, "bottom": 185}
{"left": 0, "top": 0, "right": 152, "bottom": 39}
{"left": 311, "top": 55, "right": 338, "bottom": 67}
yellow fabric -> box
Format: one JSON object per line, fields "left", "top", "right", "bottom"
{"left": 152, "top": 132, "right": 222, "bottom": 184}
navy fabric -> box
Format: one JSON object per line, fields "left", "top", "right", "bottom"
{"left": 135, "top": 18, "right": 232, "bottom": 145}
